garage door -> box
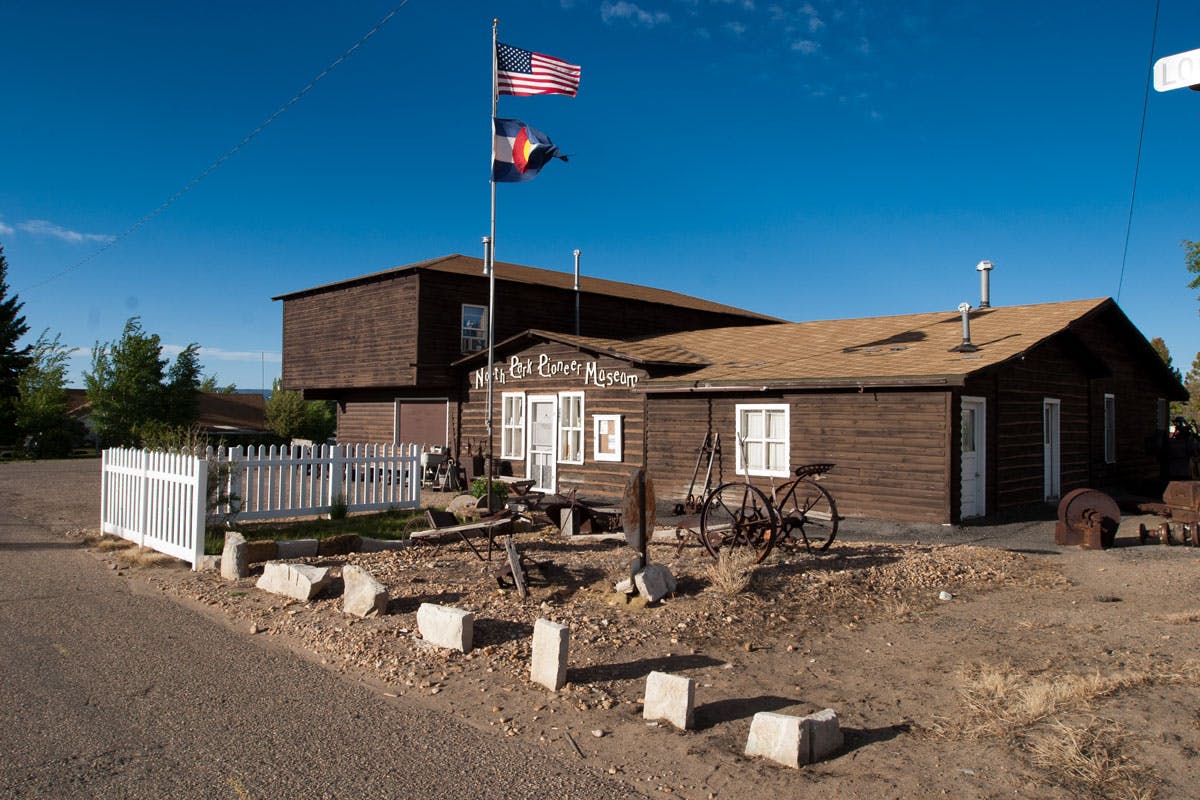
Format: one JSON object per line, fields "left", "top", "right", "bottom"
{"left": 395, "top": 400, "right": 448, "bottom": 448}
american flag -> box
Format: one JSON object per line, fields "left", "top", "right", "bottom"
{"left": 496, "top": 42, "right": 581, "bottom": 97}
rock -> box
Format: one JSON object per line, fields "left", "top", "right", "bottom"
{"left": 446, "top": 494, "right": 479, "bottom": 515}
{"left": 938, "top": 591, "right": 954, "bottom": 601}
{"left": 530, "top": 618, "right": 570, "bottom": 691}
{"left": 416, "top": 603, "right": 474, "bottom": 653}
{"left": 614, "top": 577, "right": 635, "bottom": 594}
{"left": 196, "top": 554, "right": 221, "bottom": 573}
{"left": 643, "top": 671, "right": 694, "bottom": 730}
{"left": 243, "top": 538, "right": 278, "bottom": 564}
{"left": 220, "top": 532, "right": 248, "bottom": 580}
{"left": 276, "top": 538, "right": 319, "bottom": 559}
{"left": 256, "top": 562, "right": 333, "bottom": 601}
{"left": 634, "top": 564, "right": 677, "bottom": 602}
{"left": 745, "top": 708, "right": 843, "bottom": 768}
{"left": 343, "top": 564, "right": 389, "bottom": 617}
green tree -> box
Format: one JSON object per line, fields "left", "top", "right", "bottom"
{"left": 1185, "top": 239, "right": 1200, "bottom": 307}
{"left": 84, "top": 317, "right": 168, "bottom": 447}
{"left": 1150, "top": 336, "right": 1183, "bottom": 383}
{"left": 163, "top": 343, "right": 203, "bottom": 428}
{"left": 265, "top": 379, "right": 336, "bottom": 443}
{"left": 15, "top": 330, "right": 82, "bottom": 457}
{"left": 1179, "top": 352, "right": 1200, "bottom": 424}
{"left": 0, "top": 245, "right": 32, "bottom": 445}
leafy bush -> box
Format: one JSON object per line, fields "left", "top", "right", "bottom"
{"left": 470, "top": 477, "right": 508, "bottom": 501}
{"left": 329, "top": 493, "right": 348, "bottom": 520}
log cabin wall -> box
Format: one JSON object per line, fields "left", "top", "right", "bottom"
{"left": 280, "top": 273, "right": 419, "bottom": 391}
{"left": 336, "top": 392, "right": 398, "bottom": 443}
{"left": 457, "top": 341, "right": 649, "bottom": 501}
{"left": 645, "top": 389, "right": 953, "bottom": 523}
{"left": 415, "top": 270, "right": 773, "bottom": 387}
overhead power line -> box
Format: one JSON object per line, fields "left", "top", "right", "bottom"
{"left": 22, "top": 1, "right": 413, "bottom": 292}
{"left": 1116, "top": 0, "right": 1160, "bottom": 302}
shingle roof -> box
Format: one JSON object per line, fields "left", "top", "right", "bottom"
{"left": 272, "top": 253, "right": 780, "bottom": 322}
{"left": 537, "top": 298, "right": 1121, "bottom": 389}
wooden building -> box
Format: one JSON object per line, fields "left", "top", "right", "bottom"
{"left": 273, "top": 254, "right": 778, "bottom": 448}
{"left": 454, "top": 298, "right": 1186, "bottom": 523}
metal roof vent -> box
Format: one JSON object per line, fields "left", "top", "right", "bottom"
{"left": 953, "top": 302, "right": 979, "bottom": 353}
{"left": 977, "top": 260, "right": 994, "bottom": 308}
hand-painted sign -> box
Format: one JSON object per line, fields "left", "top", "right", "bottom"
{"left": 474, "top": 354, "right": 640, "bottom": 390}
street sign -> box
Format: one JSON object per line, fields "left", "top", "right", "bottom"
{"left": 1154, "top": 47, "right": 1200, "bottom": 92}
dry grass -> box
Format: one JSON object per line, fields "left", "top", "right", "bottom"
{"left": 1025, "top": 718, "right": 1158, "bottom": 800}
{"left": 1159, "top": 609, "right": 1200, "bottom": 624}
{"left": 94, "top": 536, "right": 135, "bottom": 552}
{"left": 704, "top": 549, "right": 760, "bottom": 595}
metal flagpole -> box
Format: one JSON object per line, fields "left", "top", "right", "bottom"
{"left": 485, "top": 18, "right": 499, "bottom": 514}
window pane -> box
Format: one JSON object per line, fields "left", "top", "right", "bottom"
{"left": 767, "top": 442, "right": 786, "bottom": 470}
{"left": 745, "top": 411, "right": 764, "bottom": 439}
{"left": 766, "top": 410, "right": 786, "bottom": 439}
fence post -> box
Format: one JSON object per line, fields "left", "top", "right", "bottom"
{"left": 329, "top": 444, "right": 344, "bottom": 513}
{"left": 137, "top": 448, "right": 149, "bottom": 549}
{"left": 192, "top": 454, "right": 208, "bottom": 570}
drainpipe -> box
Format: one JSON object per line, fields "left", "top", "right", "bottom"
{"left": 977, "top": 260, "right": 993, "bottom": 308}
{"left": 573, "top": 249, "right": 581, "bottom": 336}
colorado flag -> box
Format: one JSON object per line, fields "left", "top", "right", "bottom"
{"left": 492, "top": 118, "right": 567, "bottom": 183}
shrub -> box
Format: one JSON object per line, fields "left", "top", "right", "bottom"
{"left": 329, "top": 493, "right": 348, "bottom": 520}
{"left": 470, "top": 477, "right": 508, "bottom": 503}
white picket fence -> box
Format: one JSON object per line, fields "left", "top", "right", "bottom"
{"left": 101, "top": 443, "right": 421, "bottom": 569}
{"left": 101, "top": 448, "right": 209, "bottom": 569}
{"left": 207, "top": 443, "right": 421, "bottom": 521}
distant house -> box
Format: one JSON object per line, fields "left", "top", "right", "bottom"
{"left": 273, "top": 254, "right": 778, "bottom": 448}
{"left": 65, "top": 389, "right": 269, "bottom": 444}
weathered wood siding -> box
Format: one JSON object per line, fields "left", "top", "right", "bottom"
{"left": 336, "top": 395, "right": 395, "bottom": 444}
{"left": 281, "top": 273, "right": 419, "bottom": 391}
{"left": 646, "top": 390, "right": 953, "bottom": 523}
{"left": 456, "top": 342, "right": 647, "bottom": 501}
{"left": 415, "top": 270, "right": 770, "bottom": 387}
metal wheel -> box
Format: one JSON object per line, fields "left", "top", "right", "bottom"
{"left": 774, "top": 478, "right": 839, "bottom": 552}
{"left": 699, "top": 482, "right": 779, "bottom": 563}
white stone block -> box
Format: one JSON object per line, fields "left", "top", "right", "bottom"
{"left": 643, "top": 671, "right": 694, "bottom": 730}
{"left": 745, "top": 709, "right": 843, "bottom": 767}
{"left": 220, "top": 531, "right": 247, "bottom": 580}
{"left": 634, "top": 564, "right": 676, "bottom": 602}
{"left": 530, "top": 619, "right": 570, "bottom": 690}
{"left": 342, "top": 564, "right": 389, "bottom": 617}
{"left": 357, "top": 537, "right": 409, "bottom": 552}
{"left": 417, "top": 603, "right": 474, "bottom": 653}
{"left": 256, "top": 562, "right": 333, "bottom": 601}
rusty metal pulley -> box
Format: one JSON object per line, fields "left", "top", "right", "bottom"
{"left": 1055, "top": 488, "right": 1120, "bottom": 550}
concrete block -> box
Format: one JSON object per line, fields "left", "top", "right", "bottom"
{"left": 342, "top": 564, "right": 389, "bottom": 617}
{"left": 745, "top": 709, "right": 843, "bottom": 767}
{"left": 242, "top": 539, "right": 278, "bottom": 564}
{"left": 357, "top": 537, "right": 409, "bottom": 553}
{"left": 196, "top": 555, "right": 221, "bottom": 573}
{"left": 643, "top": 670, "right": 694, "bottom": 730}
{"left": 276, "top": 538, "right": 319, "bottom": 559}
{"left": 634, "top": 564, "right": 676, "bottom": 602}
{"left": 530, "top": 618, "right": 570, "bottom": 690}
{"left": 417, "top": 603, "right": 474, "bottom": 653}
{"left": 256, "top": 562, "right": 332, "bottom": 601}
{"left": 220, "top": 532, "right": 248, "bottom": 580}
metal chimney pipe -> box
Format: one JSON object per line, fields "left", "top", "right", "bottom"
{"left": 573, "top": 249, "right": 582, "bottom": 336}
{"left": 955, "top": 302, "right": 979, "bottom": 352}
{"left": 976, "top": 260, "right": 993, "bottom": 308}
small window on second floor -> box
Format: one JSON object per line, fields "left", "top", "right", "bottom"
{"left": 462, "top": 304, "right": 487, "bottom": 353}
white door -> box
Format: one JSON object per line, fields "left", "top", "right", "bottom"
{"left": 961, "top": 397, "right": 986, "bottom": 518}
{"left": 526, "top": 395, "right": 557, "bottom": 493}
{"left": 1043, "top": 398, "right": 1061, "bottom": 501}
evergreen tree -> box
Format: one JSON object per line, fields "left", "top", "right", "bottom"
{"left": 1186, "top": 239, "right": 1200, "bottom": 308}
{"left": 16, "top": 330, "right": 82, "bottom": 457}
{"left": 1150, "top": 336, "right": 1183, "bottom": 383}
{"left": 0, "top": 245, "right": 32, "bottom": 445}
{"left": 163, "top": 343, "right": 203, "bottom": 428}
{"left": 84, "top": 317, "right": 167, "bottom": 447}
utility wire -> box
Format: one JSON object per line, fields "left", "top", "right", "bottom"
{"left": 1116, "top": 0, "right": 1160, "bottom": 302}
{"left": 22, "top": 1, "right": 413, "bottom": 292}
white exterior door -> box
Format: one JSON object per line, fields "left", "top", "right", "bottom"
{"left": 960, "top": 397, "right": 986, "bottom": 518}
{"left": 526, "top": 395, "right": 557, "bottom": 493}
{"left": 1043, "top": 398, "right": 1061, "bottom": 501}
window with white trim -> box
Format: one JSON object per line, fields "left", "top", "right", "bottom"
{"left": 461, "top": 304, "right": 487, "bottom": 353}
{"left": 558, "top": 392, "right": 584, "bottom": 464}
{"left": 735, "top": 404, "right": 790, "bottom": 477}
{"left": 1104, "top": 393, "right": 1116, "bottom": 464}
{"left": 501, "top": 392, "right": 524, "bottom": 459}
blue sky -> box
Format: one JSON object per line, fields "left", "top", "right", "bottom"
{"left": 2, "top": 0, "right": 1198, "bottom": 390}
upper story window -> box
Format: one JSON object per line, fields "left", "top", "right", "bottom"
{"left": 462, "top": 304, "right": 487, "bottom": 353}
{"left": 735, "top": 403, "right": 790, "bottom": 477}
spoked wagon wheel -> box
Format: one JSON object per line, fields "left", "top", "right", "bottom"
{"left": 773, "top": 478, "right": 839, "bottom": 552}
{"left": 699, "top": 482, "right": 779, "bottom": 564}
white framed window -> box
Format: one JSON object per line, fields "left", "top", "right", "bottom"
{"left": 461, "top": 304, "right": 487, "bottom": 353}
{"left": 1104, "top": 393, "right": 1116, "bottom": 464}
{"left": 558, "top": 392, "right": 584, "bottom": 464}
{"left": 1157, "top": 398, "right": 1168, "bottom": 431}
{"left": 735, "top": 404, "right": 790, "bottom": 477}
{"left": 594, "top": 414, "right": 623, "bottom": 462}
{"left": 501, "top": 392, "right": 525, "bottom": 459}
